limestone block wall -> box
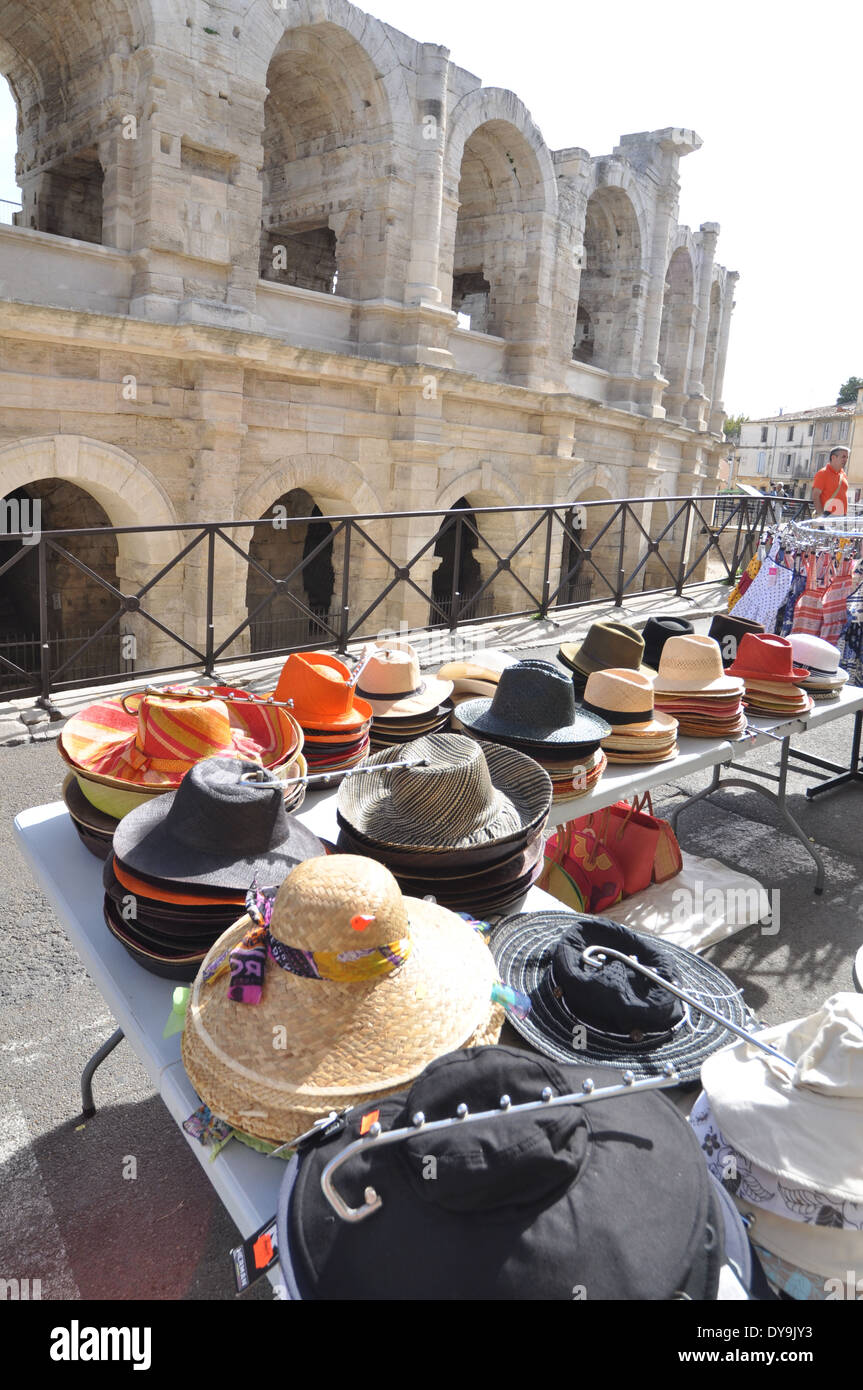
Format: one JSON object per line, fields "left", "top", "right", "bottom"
{"left": 0, "top": 0, "right": 739, "bottom": 681}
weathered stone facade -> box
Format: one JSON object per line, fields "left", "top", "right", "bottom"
{"left": 0, "top": 0, "right": 737, "bottom": 668}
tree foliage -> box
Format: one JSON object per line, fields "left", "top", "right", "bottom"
{"left": 723, "top": 413, "right": 747, "bottom": 441}
{"left": 837, "top": 376, "right": 863, "bottom": 404}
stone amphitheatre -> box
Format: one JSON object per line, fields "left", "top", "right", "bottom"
{"left": 0, "top": 0, "right": 736, "bottom": 678}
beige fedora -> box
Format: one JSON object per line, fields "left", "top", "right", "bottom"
{"left": 581, "top": 668, "right": 678, "bottom": 739}
{"left": 701, "top": 993, "right": 863, "bottom": 1205}
{"left": 182, "top": 855, "right": 503, "bottom": 1144}
{"left": 354, "top": 641, "right": 453, "bottom": 718}
{"left": 653, "top": 635, "right": 745, "bottom": 695}
{"left": 437, "top": 649, "right": 517, "bottom": 696}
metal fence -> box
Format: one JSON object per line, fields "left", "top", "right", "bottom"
{"left": 0, "top": 492, "right": 785, "bottom": 705}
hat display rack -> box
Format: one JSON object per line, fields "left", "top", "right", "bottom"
{"left": 292, "top": 948, "right": 793, "bottom": 1223}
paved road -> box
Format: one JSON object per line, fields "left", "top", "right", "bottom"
{"left": 2, "top": 694, "right": 862, "bottom": 1300}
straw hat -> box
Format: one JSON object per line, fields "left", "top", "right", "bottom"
{"left": 355, "top": 641, "right": 453, "bottom": 717}
{"left": 336, "top": 732, "right": 551, "bottom": 851}
{"left": 726, "top": 634, "right": 810, "bottom": 685}
{"left": 60, "top": 685, "right": 299, "bottom": 794}
{"left": 455, "top": 661, "right": 611, "bottom": 747}
{"left": 272, "top": 652, "right": 373, "bottom": 731}
{"left": 581, "top": 668, "right": 677, "bottom": 739}
{"left": 700, "top": 993, "right": 863, "bottom": 1205}
{"left": 653, "top": 635, "right": 745, "bottom": 695}
{"left": 181, "top": 855, "right": 504, "bottom": 1143}
{"left": 437, "top": 649, "right": 517, "bottom": 695}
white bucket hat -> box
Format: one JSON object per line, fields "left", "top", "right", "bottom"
{"left": 701, "top": 993, "right": 863, "bottom": 1205}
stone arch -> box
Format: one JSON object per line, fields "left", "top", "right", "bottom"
{"left": 250, "top": 0, "right": 412, "bottom": 300}
{"left": 574, "top": 186, "right": 644, "bottom": 376}
{"left": 658, "top": 245, "right": 695, "bottom": 421}
{"left": 433, "top": 468, "right": 528, "bottom": 619}
{"left": 441, "top": 89, "right": 557, "bottom": 345}
{"left": 0, "top": 434, "right": 182, "bottom": 677}
{"left": 238, "top": 455, "right": 384, "bottom": 523}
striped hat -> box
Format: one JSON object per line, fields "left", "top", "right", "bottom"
{"left": 60, "top": 686, "right": 299, "bottom": 792}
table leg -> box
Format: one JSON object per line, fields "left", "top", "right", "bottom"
{"left": 786, "top": 710, "right": 863, "bottom": 801}
{"left": 667, "top": 763, "right": 724, "bottom": 833}
{"left": 81, "top": 1027, "right": 125, "bottom": 1119}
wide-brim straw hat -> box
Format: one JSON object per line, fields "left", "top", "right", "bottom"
{"left": 653, "top": 635, "right": 745, "bottom": 695}
{"left": 354, "top": 641, "right": 453, "bottom": 717}
{"left": 62, "top": 772, "right": 119, "bottom": 837}
{"left": 582, "top": 667, "right": 677, "bottom": 739}
{"left": 182, "top": 855, "right": 503, "bottom": 1143}
{"left": 337, "top": 732, "right": 551, "bottom": 852}
{"left": 69, "top": 765, "right": 164, "bottom": 819}
{"left": 60, "top": 685, "right": 300, "bottom": 793}
{"left": 700, "top": 993, "right": 863, "bottom": 1205}
{"left": 491, "top": 911, "right": 752, "bottom": 1084}
{"left": 437, "top": 649, "right": 517, "bottom": 695}
{"left": 455, "top": 660, "right": 611, "bottom": 747}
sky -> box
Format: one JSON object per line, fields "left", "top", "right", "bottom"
{"left": 0, "top": 0, "right": 860, "bottom": 420}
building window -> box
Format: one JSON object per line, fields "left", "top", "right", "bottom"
{"left": 756, "top": 452, "right": 766, "bottom": 474}
{"left": 838, "top": 420, "right": 849, "bottom": 441}
{"left": 823, "top": 422, "right": 832, "bottom": 441}
{"left": 817, "top": 452, "right": 826, "bottom": 467}
{"left": 760, "top": 426, "right": 768, "bottom": 443}
{"left": 808, "top": 422, "right": 814, "bottom": 436}
{"left": 787, "top": 426, "right": 794, "bottom": 442}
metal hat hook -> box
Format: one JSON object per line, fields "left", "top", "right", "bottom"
{"left": 580, "top": 945, "right": 794, "bottom": 1067}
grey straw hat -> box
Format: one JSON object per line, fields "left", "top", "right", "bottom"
{"left": 336, "top": 732, "right": 552, "bottom": 852}
{"left": 456, "top": 660, "right": 611, "bottom": 747}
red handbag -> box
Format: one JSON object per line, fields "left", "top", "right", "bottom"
{"left": 569, "top": 793, "right": 683, "bottom": 899}
{"left": 539, "top": 820, "right": 624, "bottom": 915}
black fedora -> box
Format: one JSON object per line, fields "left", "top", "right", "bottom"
{"left": 708, "top": 614, "right": 766, "bottom": 668}
{"left": 491, "top": 912, "right": 753, "bottom": 1084}
{"left": 276, "top": 1044, "right": 725, "bottom": 1300}
{"left": 641, "top": 616, "right": 695, "bottom": 671}
{"left": 456, "top": 660, "right": 610, "bottom": 747}
{"left": 112, "top": 757, "right": 325, "bottom": 891}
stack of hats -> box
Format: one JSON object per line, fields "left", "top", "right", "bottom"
{"left": 490, "top": 911, "right": 755, "bottom": 1085}
{"left": 58, "top": 684, "right": 304, "bottom": 854}
{"left": 788, "top": 634, "right": 849, "bottom": 702}
{"left": 182, "top": 855, "right": 505, "bottom": 1147}
{"left": 690, "top": 994, "right": 863, "bottom": 1301}
{"left": 275, "top": 1043, "right": 754, "bottom": 1301}
{"left": 103, "top": 758, "right": 324, "bottom": 981}
{"left": 652, "top": 635, "right": 746, "bottom": 738}
{"left": 452, "top": 660, "right": 610, "bottom": 802}
{"left": 336, "top": 732, "right": 553, "bottom": 916}
{"left": 640, "top": 615, "right": 695, "bottom": 672}
{"left": 557, "top": 620, "right": 647, "bottom": 698}
{"left": 271, "top": 652, "right": 372, "bottom": 780}
{"left": 581, "top": 668, "right": 679, "bottom": 765}
{"left": 708, "top": 614, "right": 766, "bottom": 669}
{"left": 726, "top": 634, "right": 813, "bottom": 719}
{"left": 436, "top": 649, "right": 516, "bottom": 708}
{"left": 350, "top": 642, "right": 454, "bottom": 749}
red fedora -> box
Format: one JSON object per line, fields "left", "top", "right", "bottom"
{"left": 726, "top": 633, "right": 810, "bottom": 685}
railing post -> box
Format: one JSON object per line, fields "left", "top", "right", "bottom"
{"left": 540, "top": 508, "right": 554, "bottom": 617}
{"left": 614, "top": 504, "right": 627, "bottom": 607}
{"left": 37, "top": 538, "right": 51, "bottom": 707}
{"left": 675, "top": 500, "right": 693, "bottom": 595}
{"left": 205, "top": 527, "right": 216, "bottom": 677}
{"left": 449, "top": 514, "right": 462, "bottom": 632}
{"left": 339, "top": 520, "right": 352, "bottom": 653}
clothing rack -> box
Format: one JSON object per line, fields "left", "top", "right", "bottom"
{"left": 314, "top": 949, "right": 791, "bottom": 1223}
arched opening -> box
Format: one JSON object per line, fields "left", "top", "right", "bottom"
{"left": 259, "top": 23, "right": 390, "bottom": 298}
{"left": 574, "top": 187, "right": 642, "bottom": 374}
{"left": 558, "top": 486, "right": 615, "bottom": 605}
{"left": 451, "top": 120, "right": 546, "bottom": 342}
{"left": 0, "top": 74, "right": 19, "bottom": 223}
{"left": 658, "top": 247, "right": 695, "bottom": 418}
{"left": 244, "top": 488, "right": 341, "bottom": 654}
{"left": 0, "top": 479, "right": 129, "bottom": 689}
{"left": 430, "top": 497, "right": 496, "bottom": 623}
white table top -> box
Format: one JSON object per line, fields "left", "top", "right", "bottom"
{"left": 727, "top": 680, "right": 863, "bottom": 752}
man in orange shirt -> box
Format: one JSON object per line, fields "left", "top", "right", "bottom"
{"left": 811, "top": 446, "right": 849, "bottom": 515}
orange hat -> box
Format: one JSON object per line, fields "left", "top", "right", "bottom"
{"left": 272, "top": 652, "right": 372, "bottom": 732}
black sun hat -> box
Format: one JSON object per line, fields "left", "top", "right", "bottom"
{"left": 112, "top": 756, "right": 324, "bottom": 891}
{"left": 276, "top": 1044, "right": 725, "bottom": 1301}
{"left": 455, "top": 660, "right": 610, "bottom": 746}
{"left": 490, "top": 912, "right": 753, "bottom": 1084}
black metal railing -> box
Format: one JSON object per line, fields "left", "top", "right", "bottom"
{"left": 0, "top": 492, "right": 799, "bottom": 705}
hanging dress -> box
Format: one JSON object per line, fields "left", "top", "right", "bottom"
{"left": 791, "top": 552, "right": 832, "bottom": 636}
{"left": 728, "top": 554, "right": 762, "bottom": 612}
{"left": 779, "top": 553, "right": 807, "bottom": 637}
{"left": 820, "top": 554, "right": 855, "bottom": 645}
{"left": 731, "top": 543, "right": 794, "bottom": 630}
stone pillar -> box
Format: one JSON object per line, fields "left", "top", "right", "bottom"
{"left": 406, "top": 45, "right": 449, "bottom": 308}
{"left": 708, "top": 271, "right": 738, "bottom": 435}
{"left": 684, "top": 222, "right": 720, "bottom": 428}
{"left": 638, "top": 185, "right": 678, "bottom": 392}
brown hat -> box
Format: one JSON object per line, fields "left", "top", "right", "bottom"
{"left": 559, "top": 621, "right": 648, "bottom": 678}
